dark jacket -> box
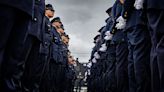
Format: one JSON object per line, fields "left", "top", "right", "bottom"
{"left": 26, "top": 0, "right": 45, "bottom": 41}
{"left": 146, "top": 0, "right": 164, "bottom": 9}
{"left": 123, "top": 0, "right": 146, "bottom": 29}
{"left": 39, "top": 16, "right": 53, "bottom": 55}
{"left": 111, "top": 0, "right": 127, "bottom": 44}
{"left": 51, "top": 28, "right": 64, "bottom": 64}
{"left": 0, "top": 0, "right": 36, "bottom": 16}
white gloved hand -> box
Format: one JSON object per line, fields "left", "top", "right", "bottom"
{"left": 116, "top": 16, "right": 124, "bottom": 22}
{"left": 104, "top": 31, "right": 113, "bottom": 40}
{"left": 87, "top": 69, "right": 91, "bottom": 75}
{"left": 134, "top": 0, "right": 144, "bottom": 10}
{"left": 94, "top": 52, "right": 100, "bottom": 59}
{"left": 105, "top": 31, "right": 111, "bottom": 36}
{"left": 92, "top": 58, "right": 97, "bottom": 63}
{"left": 99, "top": 43, "right": 107, "bottom": 52}
{"left": 104, "top": 35, "right": 113, "bottom": 40}
{"left": 87, "top": 62, "right": 92, "bottom": 68}
{"left": 115, "top": 16, "right": 126, "bottom": 29}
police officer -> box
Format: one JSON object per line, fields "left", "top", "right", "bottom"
{"left": 146, "top": 0, "right": 164, "bottom": 91}
{"left": 95, "top": 8, "right": 116, "bottom": 91}
{"left": 50, "top": 17, "right": 67, "bottom": 92}
{"left": 91, "top": 25, "right": 110, "bottom": 92}
{"left": 92, "top": 26, "right": 111, "bottom": 92}
{"left": 89, "top": 32, "right": 103, "bottom": 92}
{"left": 39, "top": 4, "right": 55, "bottom": 92}
{"left": 51, "top": 17, "right": 62, "bottom": 30}
{"left": 0, "top": 0, "right": 34, "bottom": 91}
{"left": 87, "top": 34, "right": 100, "bottom": 92}
{"left": 61, "top": 34, "right": 73, "bottom": 92}
{"left": 66, "top": 55, "right": 76, "bottom": 92}
{"left": 115, "top": 0, "right": 151, "bottom": 91}
{"left": 110, "top": 0, "right": 129, "bottom": 92}
{"left": 22, "top": 2, "right": 53, "bottom": 92}
{"left": 61, "top": 34, "right": 70, "bottom": 46}
{"left": 61, "top": 33, "right": 70, "bottom": 92}
{"left": 101, "top": 7, "right": 117, "bottom": 92}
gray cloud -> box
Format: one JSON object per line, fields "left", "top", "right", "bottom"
{"left": 46, "top": 0, "right": 115, "bottom": 63}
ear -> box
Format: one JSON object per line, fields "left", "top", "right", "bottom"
{"left": 119, "top": 0, "right": 124, "bottom": 4}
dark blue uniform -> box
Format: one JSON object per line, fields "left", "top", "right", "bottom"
{"left": 99, "top": 16, "right": 115, "bottom": 92}
{"left": 21, "top": 1, "right": 53, "bottom": 91}
{"left": 87, "top": 46, "right": 97, "bottom": 92}
{"left": 66, "top": 65, "right": 76, "bottom": 92}
{"left": 99, "top": 15, "right": 117, "bottom": 92}
{"left": 0, "top": 0, "right": 34, "bottom": 91}
{"left": 96, "top": 26, "right": 110, "bottom": 92}
{"left": 89, "top": 60, "right": 97, "bottom": 91}
{"left": 146, "top": 0, "right": 164, "bottom": 9}
{"left": 104, "top": 44, "right": 116, "bottom": 92}
{"left": 60, "top": 43, "right": 69, "bottom": 91}
{"left": 89, "top": 38, "right": 102, "bottom": 92}
{"left": 122, "top": 0, "right": 151, "bottom": 92}
{"left": 39, "top": 16, "right": 53, "bottom": 92}
{"left": 90, "top": 61, "right": 103, "bottom": 92}
{"left": 49, "top": 27, "right": 67, "bottom": 92}
{"left": 95, "top": 29, "right": 106, "bottom": 83}
{"left": 0, "top": 0, "right": 34, "bottom": 17}
{"left": 89, "top": 15, "right": 115, "bottom": 91}
{"left": 111, "top": 1, "right": 129, "bottom": 92}
{"left": 86, "top": 68, "right": 92, "bottom": 92}
{"left": 146, "top": 0, "right": 164, "bottom": 91}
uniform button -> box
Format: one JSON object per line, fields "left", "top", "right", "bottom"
{"left": 45, "top": 42, "right": 48, "bottom": 46}
{"left": 124, "top": 12, "right": 128, "bottom": 18}
{"left": 112, "top": 29, "right": 115, "bottom": 34}
{"left": 34, "top": 18, "right": 37, "bottom": 21}
{"left": 54, "top": 37, "right": 57, "bottom": 40}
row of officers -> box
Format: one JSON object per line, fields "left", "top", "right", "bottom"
{"left": 86, "top": 0, "right": 164, "bottom": 92}
{"left": 0, "top": 0, "right": 77, "bottom": 92}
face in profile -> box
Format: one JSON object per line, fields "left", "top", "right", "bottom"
{"left": 52, "top": 22, "right": 62, "bottom": 28}
{"left": 68, "top": 55, "right": 76, "bottom": 65}
{"left": 45, "top": 9, "right": 54, "bottom": 18}
{"left": 62, "top": 35, "right": 69, "bottom": 45}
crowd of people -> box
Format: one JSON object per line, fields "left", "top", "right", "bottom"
{"left": 0, "top": 1, "right": 77, "bottom": 92}
{"left": 86, "top": 0, "right": 164, "bottom": 92}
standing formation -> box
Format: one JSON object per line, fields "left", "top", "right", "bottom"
{"left": 87, "top": 0, "right": 164, "bottom": 92}
{"left": 0, "top": 1, "right": 76, "bottom": 92}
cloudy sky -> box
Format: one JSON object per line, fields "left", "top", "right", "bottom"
{"left": 46, "top": 0, "right": 115, "bottom": 63}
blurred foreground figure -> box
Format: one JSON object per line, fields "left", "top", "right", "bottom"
{"left": 0, "top": 0, "right": 34, "bottom": 91}
{"left": 146, "top": 0, "right": 164, "bottom": 91}
{"left": 22, "top": 2, "right": 53, "bottom": 92}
